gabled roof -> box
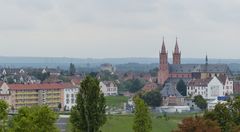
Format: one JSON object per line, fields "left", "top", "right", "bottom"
{"left": 188, "top": 78, "right": 213, "bottom": 87}
{"left": 101, "top": 81, "right": 117, "bottom": 87}
{"left": 217, "top": 74, "right": 227, "bottom": 85}
{"left": 169, "top": 64, "right": 198, "bottom": 73}
{"left": 161, "top": 83, "right": 182, "bottom": 97}
{"left": 195, "top": 64, "right": 231, "bottom": 74}
{"left": 169, "top": 64, "right": 232, "bottom": 76}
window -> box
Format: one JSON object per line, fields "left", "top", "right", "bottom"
{"left": 71, "top": 99, "right": 74, "bottom": 103}
{"left": 66, "top": 99, "right": 69, "bottom": 104}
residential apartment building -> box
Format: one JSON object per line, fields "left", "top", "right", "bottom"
{"left": 99, "top": 81, "right": 118, "bottom": 96}
{"left": 64, "top": 87, "right": 79, "bottom": 111}
{"left": 0, "top": 82, "right": 78, "bottom": 111}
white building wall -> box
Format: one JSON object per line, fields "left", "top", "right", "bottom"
{"left": 223, "top": 77, "right": 233, "bottom": 95}
{"left": 99, "top": 82, "right": 118, "bottom": 96}
{"left": 0, "top": 83, "right": 10, "bottom": 95}
{"left": 187, "top": 77, "right": 224, "bottom": 100}
{"left": 207, "top": 77, "right": 224, "bottom": 99}
{"left": 64, "top": 87, "right": 79, "bottom": 111}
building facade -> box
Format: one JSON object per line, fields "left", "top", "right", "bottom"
{"left": 0, "top": 82, "right": 77, "bottom": 111}
{"left": 187, "top": 76, "right": 224, "bottom": 100}
{"left": 99, "top": 81, "right": 118, "bottom": 96}
{"left": 63, "top": 87, "right": 79, "bottom": 111}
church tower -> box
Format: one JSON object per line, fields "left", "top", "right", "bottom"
{"left": 158, "top": 38, "right": 169, "bottom": 85}
{"left": 173, "top": 38, "right": 181, "bottom": 64}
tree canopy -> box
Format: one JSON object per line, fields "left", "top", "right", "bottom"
{"left": 173, "top": 116, "right": 221, "bottom": 132}
{"left": 176, "top": 80, "right": 187, "bottom": 96}
{"left": 69, "top": 63, "right": 76, "bottom": 76}
{"left": 193, "top": 95, "right": 207, "bottom": 110}
{"left": 204, "top": 96, "right": 240, "bottom": 132}
{"left": 0, "top": 100, "right": 8, "bottom": 132}
{"left": 141, "top": 90, "right": 162, "bottom": 107}
{"left": 70, "top": 76, "right": 106, "bottom": 132}
{"left": 10, "top": 105, "right": 58, "bottom": 132}
{"left": 119, "top": 79, "right": 145, "bottom": 93}
{"left": 133, "top": 97, "right": 152, "bottom": 132}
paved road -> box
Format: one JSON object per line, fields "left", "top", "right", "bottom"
{"left": 56, "top": 115, "right": 70, "bottom": 132}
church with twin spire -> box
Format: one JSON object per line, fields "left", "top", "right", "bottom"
{"left": 158, "top": 38, "right": 232, "bottom": 85}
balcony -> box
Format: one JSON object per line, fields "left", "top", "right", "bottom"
{"left": 16, "top": 92, "right": 38, "bottom": 95}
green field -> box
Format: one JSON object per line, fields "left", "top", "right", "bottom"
{"left": 105, "top": 96, "right": 129, "bottom": 108}
{"left": 67, "top": 113, "right": 198, "bottom": 132}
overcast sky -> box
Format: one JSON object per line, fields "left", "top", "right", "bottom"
{"left": 0, "top": 0, "right": 239, "bottom": 59}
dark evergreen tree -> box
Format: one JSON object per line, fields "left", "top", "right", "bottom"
{"left": 69, "top": 63, "right": 76, "bottom": 76}
{"left": 193, "top": 95, "right": 207, "bottom": 110}
{"left": 70, "top": 76, "right": 106, "bottom": 132}
{"left": 176, "top": 80, "right": 187, "bottom": 96}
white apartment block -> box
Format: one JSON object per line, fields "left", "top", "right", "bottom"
{"left": 64, "top": 87, "right": 79, "bottom": 111}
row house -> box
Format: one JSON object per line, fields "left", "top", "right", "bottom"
{"left": 0, "top": 82, "right": 78, "bottom": 111}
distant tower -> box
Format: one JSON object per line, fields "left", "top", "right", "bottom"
{"left": 205, "top": 54, "right": 208, "bottom": 73}
{"left": 158, "top": 38, "right": 169, "bottom": 85}
{"left": 173, "top": 38, "right": 181, "bottom": 64}
{"left": 205, "top": 54, "right": 208, "bottom": 65}
{"left": 201, "top": 54, "right": 209, "bottom": 79}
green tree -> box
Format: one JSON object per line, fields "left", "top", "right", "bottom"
{"left": 149, "top": 67, "right": 158, "bottom": 77}
{"left": 31, "top": 71, "right": 50, "bottom": 82}
{"left": 70, "top": 76, "right": 106, "bottom": 132}
{"left": 176, "top": 80, "right": 187, "bottom": 96}
{"left": 193, "top": 95, "right": 207, "bottom": 110}
{"left": 141, "top": 90, "right": 162, "bottom": 107}
{"left": 204, "top": 97, "right": 240, "bottom": 132}
{"left": 129, "top": 79, "right": 145, "bottom": 93}
{"left": 0, "top": 100, "right": 8, "bottom": 132}
{"left": 10, "top": 105, "right": 58, "bottom": 132}
{"left": 69, "top": 63, "right": 76, "bottom": 76}
{"left": 133, "top": 97, "right": 152, "bottom": 132}
{"left": 7, "top": 77, "right": 15, "bottom": 84}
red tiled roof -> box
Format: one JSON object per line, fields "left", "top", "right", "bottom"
{"left": 71, "top": 79, "right": 81, "bottom": 85}
{"left": 8, "top": 83, "right": 75, "bottom": 90}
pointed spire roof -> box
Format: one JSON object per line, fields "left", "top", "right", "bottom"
{"left": 161, "top": 37, "right": 167, "bottom": 53}
{"left": 174, "top": 37, "right": 180, "bottom": 53}
{"left": 205, "top": 54, "right": 208, "bottom": 65}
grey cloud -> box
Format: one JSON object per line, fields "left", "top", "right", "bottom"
{"left": 0, "top": 0, "right": 239, "bottom": 58}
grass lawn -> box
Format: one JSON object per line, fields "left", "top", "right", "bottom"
{"left": 67, "top": 113, "right": 198, "bottom": 132}
{"left": 105, "top": 96, "right": 129, "bottom": 108}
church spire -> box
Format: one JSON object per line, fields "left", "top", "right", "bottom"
{"left": 205, "top": 54, "right": 208, "bottom": 65}
{"left": 173, "top": 37, "right": 181, "bottom": 64}
{"left": 161, "top": 37, "right": 167, "bottom": 53}
{"left": 174, "top": 37, "right": 180, "bottom": 53}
